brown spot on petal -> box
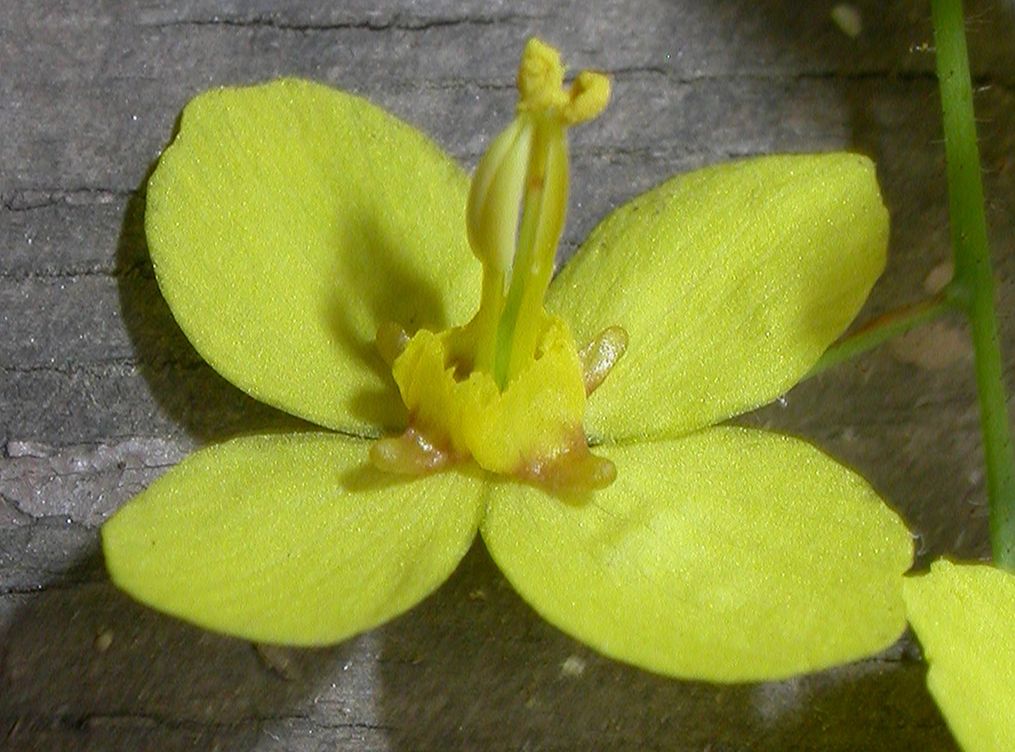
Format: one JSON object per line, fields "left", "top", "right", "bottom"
{"left": 517, "top": 429, "right": 615, "bottom": 496}
{"left": 369, "top": 425, "right": 455, "bottom": 476}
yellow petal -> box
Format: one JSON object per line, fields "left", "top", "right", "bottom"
{"left": 903, "top": 561, "right": 1015, "bottom": 752}
{"left": 482, "top": 427, "right": 912, "bottom": 681}
{"left": 146, "top": 79, "right": 478, "bottom": 435}
{"left": 549, "top": 153, "right": 888, "bottom": 441}
{"left": 102, "top": 433, "right": 484, "bottom": 645}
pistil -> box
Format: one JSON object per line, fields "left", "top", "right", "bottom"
{"left": 370, "top": 39, "right": 625, "bottom": 492}
{"left": 467, "top": 39, "right": 610, "bottom": 388}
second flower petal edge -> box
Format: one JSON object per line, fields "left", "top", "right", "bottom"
{"left": 902, "top": 561, "right": 1015, "bottom": 752}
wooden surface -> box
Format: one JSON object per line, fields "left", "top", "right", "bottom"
{"left": 3, "top": 1, "right": 1014, "bottom": 749}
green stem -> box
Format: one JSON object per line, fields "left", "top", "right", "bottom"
{"left": 932, "top": 0, "right": 1015, "bottom": 570}
{"left": 809, "top": 293, "right": 955, "bottom": 378}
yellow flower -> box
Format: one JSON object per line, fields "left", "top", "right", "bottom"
{"left": 103, "top": 40, "right": 912, "bottom": 682}
{"left": 903, "top": 561, "right": 1015, "bottom": 751}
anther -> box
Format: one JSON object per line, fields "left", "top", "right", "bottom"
{"left": 523, "top": 446, "right": 617, "bottom": 493}
{"left": 579, "top": 326, "right": 629, "bottom": 395}
{"left": 369, "top": 428, "right": 450, "bottom": 476}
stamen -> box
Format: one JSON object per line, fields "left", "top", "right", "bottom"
{"left": 369, "top": 427, "right": 450, "bottom": 475}
{"left": 466, "top": 119, "right": 533, "bottom": 279}
{"left": 522, "top": 444, "right": 617, "bottom": 492}
{"left": 579, "top": 326, "right": 629, "bottom": 395}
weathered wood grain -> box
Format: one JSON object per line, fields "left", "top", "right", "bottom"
{"left": 4, "top": 0, "right": 1015, "bottom": 749}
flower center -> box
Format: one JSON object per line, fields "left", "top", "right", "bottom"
{"left": 371, "top": 39, "right": 627, "bottom": 492}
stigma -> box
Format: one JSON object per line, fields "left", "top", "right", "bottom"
{"left": 370, "top": 39, "right": 625, "bottom": 493}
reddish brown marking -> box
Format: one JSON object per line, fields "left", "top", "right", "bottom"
{"left": 369, "top": 423, "right": 459, "bottom": 476}
{"left": 514, "top": 427, "right": 615, "bottom": 495}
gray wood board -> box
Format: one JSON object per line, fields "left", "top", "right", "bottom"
{"left": 4, "top": 1, "right": 1015, "bottom": 749}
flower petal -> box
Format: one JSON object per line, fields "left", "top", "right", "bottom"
{"left": 903, "top": 561, "right": 1015, "bottom": 752}
{"left": 482, "top": 426, "right": 912, "bottom": 681}
{"left": 548, "top": 154, "right": 888, "bottom": 441}
{"left": 102, "top": 433, "right": 484, "bottom": 645}
{"left": 147, "top": 79, "right": 478, "bottom": 435}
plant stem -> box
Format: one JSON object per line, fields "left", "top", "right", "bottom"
{"left": 809, "top": 293, "right": 955, "bottom": 378}
{"left": 932, "top": 0, "right": 1015, "bottom": 570}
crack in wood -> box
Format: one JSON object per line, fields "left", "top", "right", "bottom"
{"left": 1, "top": 188, "right": 136, "bottom": 213}
{"left": 0, "top": 358, "right": 206, "bottom": 376}
{"left": 147, "top": 12, "right": 542, "bottom": 34}
{"left": 0, "top": 260, "right": 154, "bottom": 283}
{"left": 2, "top": 710, "right": 395, "bottom": 735}
{"left": 0, "top": 582, "right": 93, "bottom": 597}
